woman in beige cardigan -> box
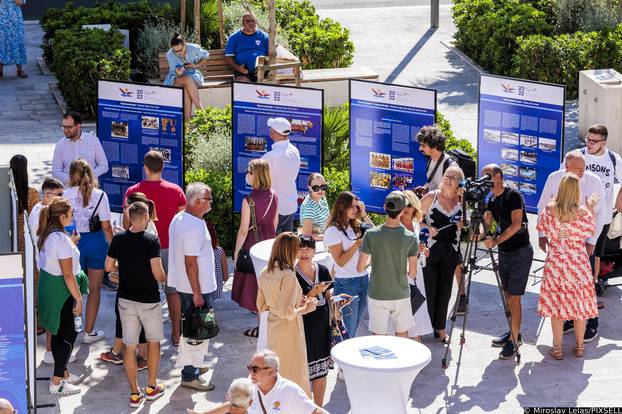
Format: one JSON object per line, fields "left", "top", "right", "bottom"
{"left": 257, "top": 232, "right": 318, "bottom": 397}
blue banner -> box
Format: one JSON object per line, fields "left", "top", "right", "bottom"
{"left": 349, "top": 80, "right": 436, "bottom": 214}
{"left": 0, "top": 259, "right": 27, "bottom": 414}
{"left": 97, "top": 80, "right": 185, "bottom": 212}
{"left": 232, "top": 83, "right": 323, "bottom": 212}
{"left": 478, "top": 75, "right": 565, "bottom": 213}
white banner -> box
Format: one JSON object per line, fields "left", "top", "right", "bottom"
{"left": 233, "top": 82, "right": 322, "bottom": 110}
{"left": 479, "top": 74, "right": 565, "bottom": 107}
{"left": 350, "top": 79, "right": 436, "bottom": 110}
{"left": 98, "top": 80, "right": 183, "bottom": 108}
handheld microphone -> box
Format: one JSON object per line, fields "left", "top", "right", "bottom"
{"left": 419, "top": 228, "right": 430, "bottom": 244}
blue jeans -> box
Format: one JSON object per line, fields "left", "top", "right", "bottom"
{"left": 333, "top": 275, "right": 368, "bottom": 338}
{"left": 179, "top": 292, "right": 213, "bottom": 382}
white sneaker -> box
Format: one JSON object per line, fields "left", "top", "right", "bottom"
{"left": 49, "top": 380, "right": 80, "bottom": 395}
{"left": 82, "top": 330, "right": 105, "bottom": 344}
{"left": 64, "top": 372, "right": 83, "bottom": 384}
{"left": 44, "top": 351, "right": 76, "bottom": 364}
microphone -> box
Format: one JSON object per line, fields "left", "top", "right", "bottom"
{"left": 419, "top": 228, "right": 430, "bottom": 244}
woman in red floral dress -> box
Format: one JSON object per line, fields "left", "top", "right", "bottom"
{"left": 537, "top": 173, "right": 599, "bottom": 360}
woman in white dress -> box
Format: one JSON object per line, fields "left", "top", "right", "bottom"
{"left": 401, "top": 190, "right": 433, "bottom": 341}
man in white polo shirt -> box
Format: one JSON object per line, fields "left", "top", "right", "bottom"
{"left": 261, "top": 117, "right": 301, "bottom": 233}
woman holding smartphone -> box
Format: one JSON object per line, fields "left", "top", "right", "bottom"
{"left": 295, "top": 235, "right": 332, "bottom": 406}
{"left": 37, "top": 198, "right": 89, "bottom": 395}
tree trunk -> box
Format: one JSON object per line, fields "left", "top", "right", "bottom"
{"left": 217, "top": 0, "right": 225, "bottom": 48}
{"left": 180, "top": 0, "right": 186, "bottom": 32}
{"left": 194, "top": 0, "right": 201, "bottom": 44}
{"left": 268, "top": 0, "right": 276, "bottom": 62}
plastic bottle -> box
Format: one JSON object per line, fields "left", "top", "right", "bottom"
{"left": 74, "top": 315, "right": 83, "bottom": 333}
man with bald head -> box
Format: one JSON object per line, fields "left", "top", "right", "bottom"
{"left": 537, "top": 149, "right": 607, "bottom": 343}
{"left": 225, "top": 11, "right": 269, "bottom": 82}
{"left": 482, "top": 163, "right": 532, "bottom": 360}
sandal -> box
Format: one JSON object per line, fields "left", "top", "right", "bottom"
{"left": 244, "top": 327, "right": 259, "bottom": 338}
{"left": 549, "top": 345, "right": 564, "bottom": 360}
{"left": 17, "top": 70, "right": 28, "bottom": 79}
{"left": 574, "top": 343, "right": 585, "bottom": 358}
{"left": 439, "top": 335, "right": 450, "bottom": 344}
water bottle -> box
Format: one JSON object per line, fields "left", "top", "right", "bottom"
{"left": 74, "top": 315, "right": 83, "bottom": 333}
{"left": 65, "top": 217, "right": 77, "bottom": 235}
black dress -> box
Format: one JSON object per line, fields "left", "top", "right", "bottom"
{"left": 295, "top": 263, "right": 332, "bottom": 380}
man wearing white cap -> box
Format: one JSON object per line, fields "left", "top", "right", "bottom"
{"left": 262, "top": 117, "right": 301, "bottom": 233}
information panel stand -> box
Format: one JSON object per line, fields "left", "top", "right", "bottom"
{"left": 349, "top": 80, "right": 436, "bottom": 214}
{"left": 97, "top": 80, "right": 185, "bottom": 212}
{"left": 232, "top": 82, "right": 323, "bottom": 213}
{"left": 477, "top": 74, "right": 565, "bottom": 213}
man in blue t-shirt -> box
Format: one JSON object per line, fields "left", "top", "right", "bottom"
{"left": 225, "top": 11, "right": 269, "bottom": 82}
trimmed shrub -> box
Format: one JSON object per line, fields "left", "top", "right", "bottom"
{"left": 554, "top": 0, "right": 618, "bottom": 34}
{"left": 136, "top": 21, "right": 196, "bottom": 80}
{"left": 49, "top": 28, "right": 131, "bottom": 118}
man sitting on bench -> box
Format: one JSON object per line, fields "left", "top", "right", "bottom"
{"left": 225, "top": 11, "right": 269, "bottom": 82}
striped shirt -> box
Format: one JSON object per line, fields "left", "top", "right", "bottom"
{"left": 52, "top": 131, "right": 109, "bottom": 184}
{"left": 299, "top": 195, "right": 329, "bottom": 232}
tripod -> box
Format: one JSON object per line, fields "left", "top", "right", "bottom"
{"left": 441, "top": 204, "right": 521, "bottom": 368}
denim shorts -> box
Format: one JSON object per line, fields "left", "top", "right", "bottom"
{"left": 498, "top": 244, "right": 533, "bottom": 296}
{"left": 78, "top": 230, "right": 108, "bottom": 270}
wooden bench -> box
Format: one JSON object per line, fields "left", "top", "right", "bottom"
{"left": 158, "top": 49, "right": 234, "bottom": 87}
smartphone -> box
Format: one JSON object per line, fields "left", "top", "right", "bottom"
{"left": 332, "top": 294, "right": 358, "bottom": 303}
{"left": 308, "top": 281, "right": 333, "bottom": 298}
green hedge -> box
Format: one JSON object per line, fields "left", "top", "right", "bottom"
{"left": 50, "top": 28, "right": 131, "bottom": 118}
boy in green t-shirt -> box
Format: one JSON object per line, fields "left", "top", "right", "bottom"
{"left": 357, "top": 191, "right": 419, "bottom": 337}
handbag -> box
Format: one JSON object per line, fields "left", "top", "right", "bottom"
{"left": 88, "top": 193, "right": 104, "bottom": 232}
{"left": 182, "top": 305, "right": 220, "bottom": 341}
{"left": 410, "top": 283, "right": 426, "bottom": 315}
{"left": 235, "top": 196, "right": 259, "bottom": 273}
{"left": 328, "top": 301, "right": 350, "bottom": 348}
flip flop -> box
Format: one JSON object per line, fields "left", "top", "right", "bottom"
{"left": 244, "top": 327, "right": 259, "bottom": 338}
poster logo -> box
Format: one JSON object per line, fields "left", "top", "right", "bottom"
{"left": 371, "top": 88, "right": 386, "bottom": 98}
{"left": 119, "top": 87, "right": 134, "bottom": 97}
{"left": 256, "top": 89, "right": 270, "bottom": 99}
{"left": 500, "top": 83, "right": 515, "bottom": 94}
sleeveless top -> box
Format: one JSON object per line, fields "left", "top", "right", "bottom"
{"left": 424, "top": 190, "right": 462, "bottom": 250}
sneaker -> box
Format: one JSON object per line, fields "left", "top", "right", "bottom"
{"left": 64, "top": 372, "right": 83, "bottom": 384}
{"left": 145, "top": 384, "right": 165, "bottom": 401}
{"left": 491, "top": 331, "right": 522, "bottom": 348}
{"left": 102, "top": 276, "right": 118, "bottom": 291}
{"left": 198, "top": 367, "right": 210, "bottom": 375}
{"left": 99, "top": 350, "right": 123, "bottom": 365}
{"left": 456, "top": 295, "right": 467, "bottom": 316}
{"left": 563, "top": 320, "right": 574, "bottom": 334}
{"left": 181, "top": 377, "right": 215, "bottom": 391}
{"left": 49, "top": 380, "right": 80, "bottom": 395}
{"left": 499, "top": 341, "right": 517, "bottom": 360}
{"left": 82, "top": 330, "right": 105, "bottom": 344}
{"left": 129, "top": 392, "right": 145, "bottom": 408}
{"left": 44, "top": 351, "right": 76, "bottom": 364}
{"left": 584, "top": 328, "right": 598, "bottom": 343}
{"left": 136, "top": 355, "right": 148, "bottom": 371}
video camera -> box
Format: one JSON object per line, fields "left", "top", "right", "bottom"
{"left": 459, "top": 174, "right": 493, "bottom": 208}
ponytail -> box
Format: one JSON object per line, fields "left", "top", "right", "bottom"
{"left": 37, "top": 198, "right": 72, "bottom": 251}
{"left": 69, "top": 159, "right": 97, "bottom": 207}
{"left": 170, "top": 32, "right": 185, "bottom": 47}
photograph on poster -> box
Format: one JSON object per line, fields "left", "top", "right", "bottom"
{"left": 392, "top": 173, "right": 413, "bottom": 190}
{"left": 520, "top": 134, "right": 538, "bottom": 148}
{"left": 520, "top": 150, "right": 537, "bottom": 164}
{"left": 539, "top": 137, "right": 557, "bottom": 152}
{"left": 149, "top": 146, "right": 172, "bottom": 163}
{"left": 300, "top": 157, "right": 309, "bottom": 169}
{"left": 291, "top": 119, "right": 314, "bottom": 134}
{"left": 370, "top": 171, "right": 391, "bottom": 189}
{"left": 506, "top": 179, "right": 519, "bottom": 189}
{"left": 519, "top": 182, "right": 537, "bottom": 195}
{"left": 393, "top": 157, "right": 414, "bottom": 173}
{"left": 501, "top": 148, "right": 519, "bottom": 162}
{"left": 141, "top": 116, "right": 159, "bottom": 129}
{"left": 520, "top": 166, "right": 537, "bottom": 180}
{"left": 111, "top": 121, "right": 129, "bottom": 138}
{"left": 484, "top": 128, "right": 501, "bottom": 143}
{"left": 370, "top": 152, "right": 391, "bottom": 170}
{"left": 244, "top": 137, "right": 267, "bottom": 152}
{"left": 501, "top": 131, "right": 519, "bottom": 145}
{"left": 502, "top": 163, "right": 519, "bottom": 177}
{"left": 111, "top": 165, "right": 130, "bottom": 179}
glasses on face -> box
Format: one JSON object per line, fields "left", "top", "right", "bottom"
{"left": 586, "top": 138, "right": 606, "bottom": 145}
{"left": 311, "top": 184, "right": 328, "bottom": 192}
{"left": 246, "top": 364, "right": 269, "bottom": 374}
{"left": 243, "top": 19, "right": 256, "bottom": 23}
{"left": 199, "top": 197, "right": 213, "bottom": 202}
{"left": 61, "top": 124, "right": 76, "bottom": 130}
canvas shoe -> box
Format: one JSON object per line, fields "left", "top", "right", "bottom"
{"left": 49, "top": 380, "right": 80, "bottom": 396}
{"left": 498, "top": 341, "right": 517, "bottom": 360}
{"left": 82, "top": 330, "right": 105, "bottom": 344}
{"left": 99, "top": 349, "right": 123, "bottom": 365}
{"left": 130, "top": 392, "right": 145, "bottom": 408}
{"left": 491, "top": 331, "right": 522, "bottom": 348}
{"left": 145, "top": 384, "right": 165, "bottom": 401}
{"left": 584, "top": 328, "right": 598, "bottom": 343}
{"left": 181, "top": 377, "right": 215, "bottom": 391}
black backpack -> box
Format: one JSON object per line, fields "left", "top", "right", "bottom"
{"left": 443, "top": 148, "right": 476, "bottom": 179}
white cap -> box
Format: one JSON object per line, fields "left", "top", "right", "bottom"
{"left": 267, "top": 117, "right": 291, "bottom": 136}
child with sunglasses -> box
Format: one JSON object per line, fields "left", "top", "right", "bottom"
{"left": 299, "top": 173, "right": 330, "bottom": 239}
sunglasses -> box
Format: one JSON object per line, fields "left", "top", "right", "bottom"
{"left": 246, "top": 364, "right": 269, "bottom": 374}
{"left": 311, "top": 184, "right": 328, "bottom": 192}
{"left": 586, "top": 138, "right": 606, "bottom": 144}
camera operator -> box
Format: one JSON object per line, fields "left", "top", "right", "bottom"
{"left": 481, "top": 164, "right": 533, "bottom": 360}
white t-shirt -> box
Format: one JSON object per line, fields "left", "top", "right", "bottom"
{"left": 261, "top": 140, "right": 301, "bottom": 216}
{"left": 167, "top": 211, "right": 216, "bottom": 294}
{"left": 324, "top": 225, "right": 367, "bottom": 278}
{"left": 248, "top": 375, "right": 316, "bottom": 414}
{"left": 39, "top": 232, "right": 81, "bottom": 276}
{"left": 29, "top": 202, "right": 45, "bottom": 246}
{"left": 584, "top": 149, "right": 622, "bottom": 211}
{"left": 426, "top": 152, "right": 457, "bottom": 191}
{"left": 63, "top": 187, "right": 112, "bottom": 233}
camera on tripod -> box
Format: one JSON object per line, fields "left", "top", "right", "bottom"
{"left": 459, "top": 174, "right": 494, "bottom": 208}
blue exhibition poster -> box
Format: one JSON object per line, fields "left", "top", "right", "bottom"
{"left": 349, "top": 80, "right": 436, "bottom": 214}
{"left": 97, "top": 80, "right": 185, "bottom": 212}
{"left": 232, "top": 82, "right": 323, "bottom": 212}
{"left": 477, "top": 75, "right": 565, "bottom": 213}
{"left": 0, "top": 257, "right": 27, "bottom": 414}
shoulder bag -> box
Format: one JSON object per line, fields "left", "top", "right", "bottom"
{"left": 409, "top": 284, "right": 426, "bottom": 315}
{"left": 88, "top": 192, "right": 104, "bottom": 232}
{"left": 235, "top": 196, "right": 259, "bottom": 274}
{"left": 182, "top": 305, "right": 220, "bottom": 341}
{"left": 328, "top": 300, "right": 350, "bottom": 348}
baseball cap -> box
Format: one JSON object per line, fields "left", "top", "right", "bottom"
{"left": 267, "top": 117, "right": 291, "bottom": 135}
{"left": 384, "top": 191, "right": 407, "bottom": 213}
